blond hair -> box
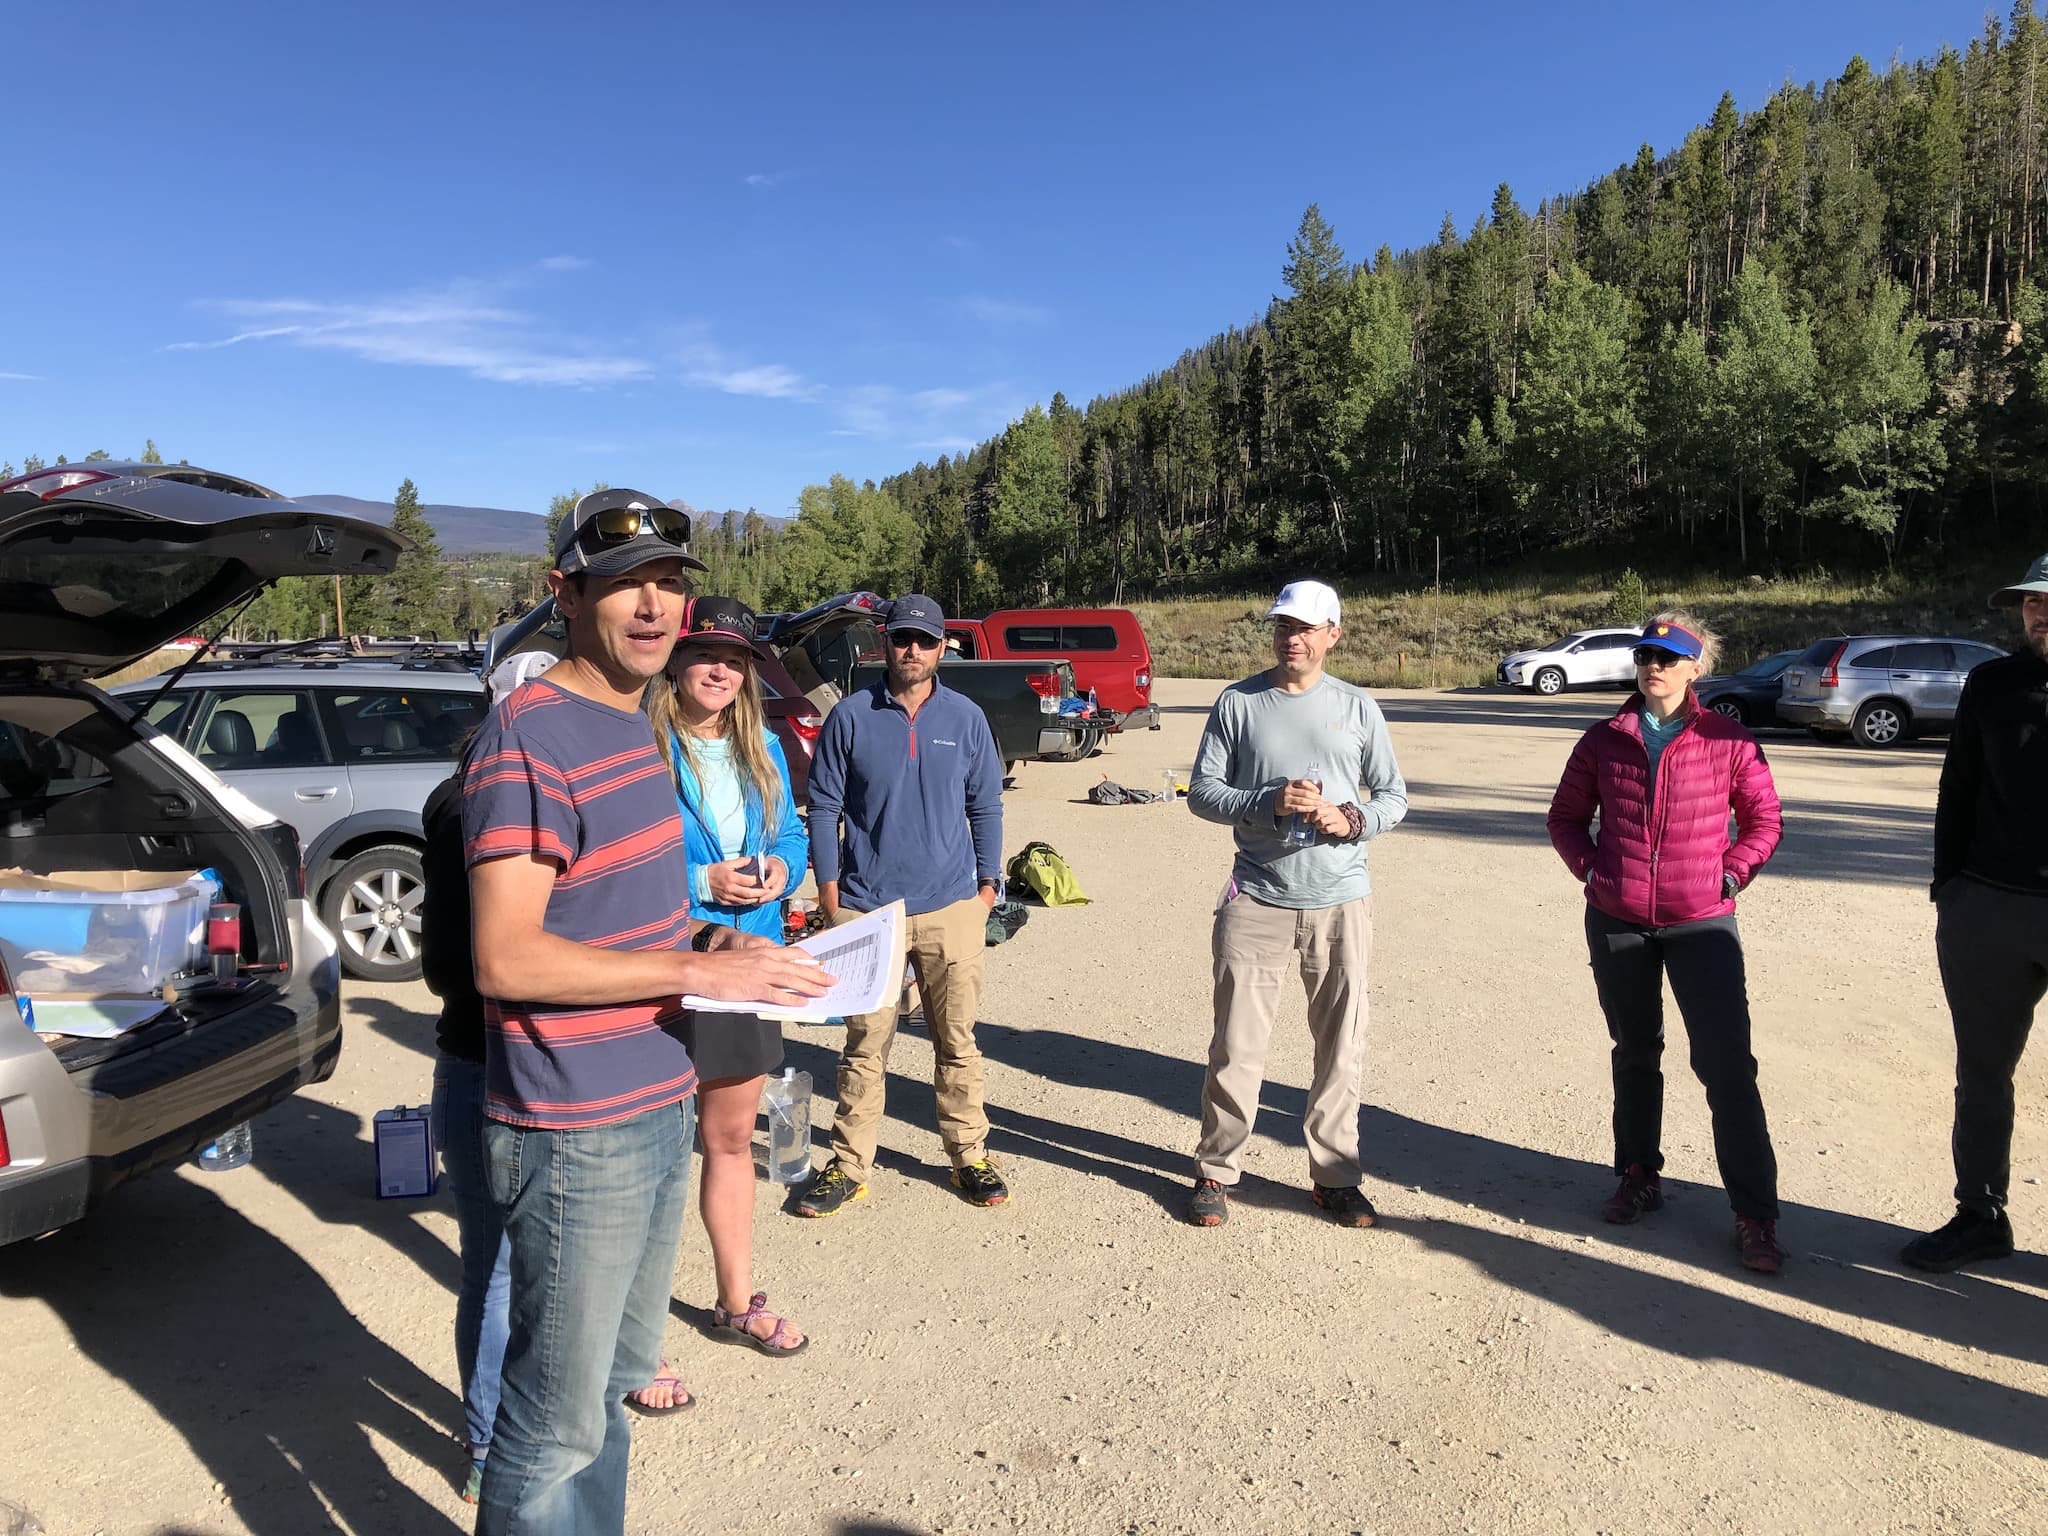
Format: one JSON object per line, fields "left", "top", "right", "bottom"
{"left": 645, "top": 649, "right": 788, "bottom": 826}
{"left": 1647, "top": 609, "right": 1721, "bottom": 675}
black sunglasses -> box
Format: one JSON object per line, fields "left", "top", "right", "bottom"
{"left": 577, "top": 505, "right": 693, "bottom": 549}
{"left": 888, "top": 631, "right": 943, "bottom": 651}
{"left": 1632, "top": 646, "right": 1689, "bottom": 667}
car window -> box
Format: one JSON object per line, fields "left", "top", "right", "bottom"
{"left": 1060, "top": 625, "right": 1121, "bottom": 651}
{"left": 1736, "top": 652, "right": 1795, "bottom": 679}
{"left": 1889, "top": 642, "right": 1951, "bottom": 671}
{"left": 192, "top": 689, "right": 326, "bottom": 769}
{"left": 1954, "top": 643, "right": 2006, "bottom": 671}
{"left": 1003, "top": 625, "right": 1064, "bottom": 651}
{"left": 0, "top": 716, "right": 112, "bottom": 806}
{"left": 326, "top": 689, "right": 484, "bottom": 762}
{"left": 1845, "top": 645, "right": 1896, "bottom": 670}
{"left": 1796, "top": 639, "right": 1845, "bottom": 665}
{"left": 1581, "top": 634, "right": 1635, "bottom": 651}
{"left": 140, "top": 693, "right": 194, "bottom": 736}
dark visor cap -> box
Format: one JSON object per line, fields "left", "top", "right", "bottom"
{"left": 553, "top": 487, "right": 709, "bottom": 577}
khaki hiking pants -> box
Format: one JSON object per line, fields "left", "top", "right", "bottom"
{"left": 1196, "top": 893, "right": 1373, "bottom": 1189}
{"left": 828, "top": 896, "right": 990, "bottom": 1184}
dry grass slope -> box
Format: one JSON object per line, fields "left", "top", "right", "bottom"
{"left": 1134, "top": 564, "right": 2021, "bottom": 689}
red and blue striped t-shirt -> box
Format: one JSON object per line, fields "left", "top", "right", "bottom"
{"left": 461, "top": 679, "right": 698, "bottom": 1130}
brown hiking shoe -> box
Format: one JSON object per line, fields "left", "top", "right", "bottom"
{"left": 1736, "top": 1216, "right": 1785, "bottom": 1275}
{"left": 1601, "top": 1163, "right": 1664, "bottom": 1225}
{"left": 1186, "top": 1178, "right": 1229, "bottom": 1227}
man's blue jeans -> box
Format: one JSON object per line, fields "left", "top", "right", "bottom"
{"left": 430, "top": 1054, "right": 511, "bottom": 1463}
{"left": 474, "top": 1096, "right": 696, "bottom": 1536}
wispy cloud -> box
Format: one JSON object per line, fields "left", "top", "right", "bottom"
{"left": 830, "top": 381, "right": 1018, "bottom": 446}
{"left": 743, "top": 171, "right": 792, "bottom": 190}
{"left": 537, "top": 254, "right": 591, "bottom": 272}
{"left": 942, "top": 234, "right": 976, "bottom": 251}
{"left": 679, "top": 339, "right": 816, "bottom": 400}
{"left": 958, "top": 294, "right": 1053, "bottom": 327}
{"left": 166, "top": 271, "right": 651, "bottom": 387}
{"left": 0, "top": 371, "right": 40, "bottom": 381}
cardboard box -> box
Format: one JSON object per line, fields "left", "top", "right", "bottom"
{"left": 373, "top": 1106, "right": 438, "bottom": 1198}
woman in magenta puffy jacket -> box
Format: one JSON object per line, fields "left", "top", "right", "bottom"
{"left": 1547, "top": 611, "right": 1787, "bottom": 1275}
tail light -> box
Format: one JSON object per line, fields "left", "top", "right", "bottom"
{"left": 1024, "top": 671, "right": 1061, "bottom": 700}
{"left": 0, "top": 466, "right": 118, "bottom": 499}
{"left": 0, "top": 1102, "right": 9, "bottom": 1169}
{"left": 1135, "top": 670, "right": 1151, "bottom": 691}
{"left": 789, "top": 713, "right": 821, "bottom": 756}
{"left": 0, "top": 951, "right": 12, "bottom": 1168}
{"left": 1818, "top": 642, "right": 1848, "bottom": 689}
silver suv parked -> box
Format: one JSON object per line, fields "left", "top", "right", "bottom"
{"left": 0, "top": 461, "right": 405, "bottom": 1245}
{"left": 112, "top": 653, "right": 485, "bottom": 983}
{"left": 1777, "top": 634, "right": 2009, "bottom": 747}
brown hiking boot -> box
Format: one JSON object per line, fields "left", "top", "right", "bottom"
{"left": 1736, "top": 1216, "right": 1785, "bottom": 1275}
{"left": 1602, "top": 1163, "right": 1664, "bottom": 1224}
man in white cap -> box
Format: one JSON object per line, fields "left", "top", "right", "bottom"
{"left": 1903, "top": 552, "right": 2048, "bottom": 1273}
{"left": 1183, "top": 579, "right": 1408, "bottom": 1228}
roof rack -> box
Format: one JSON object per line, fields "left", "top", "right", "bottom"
{"left": 186, "top": 636, "right": 485, "bottom": 673}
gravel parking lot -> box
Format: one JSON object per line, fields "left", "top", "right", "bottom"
{"left": 2, "top": 678, "right": 2041, "bottom": 1536}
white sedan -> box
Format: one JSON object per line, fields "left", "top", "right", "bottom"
{"left": 1497, "top": 628, "right": 1643, "bottom": 695}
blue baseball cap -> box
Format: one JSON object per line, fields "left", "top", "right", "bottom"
{"left": 1637, "top": 619, "right": 1704, "bottom": 660}
{"left": 886, "top": 593, "right": 947, "bottom": 639}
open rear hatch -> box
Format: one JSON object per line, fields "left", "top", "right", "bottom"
{"left": 0, "top": 464, "right": 407, "bottom": 676}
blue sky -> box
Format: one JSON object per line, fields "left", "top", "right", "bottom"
{"left": 1, "top": 1, "right": 1996, "bottom": 518}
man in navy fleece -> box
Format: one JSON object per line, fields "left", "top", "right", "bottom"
{"left": 797, "top": 593, "right": 1009, "bottom": 1216}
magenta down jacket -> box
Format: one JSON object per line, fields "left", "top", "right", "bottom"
{"left": 1547, "top": 694, "right": 1783, "bottom": 928}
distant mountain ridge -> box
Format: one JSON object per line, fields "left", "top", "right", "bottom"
{"left": 297, "top": 494, "right": 548, "bottom": 555}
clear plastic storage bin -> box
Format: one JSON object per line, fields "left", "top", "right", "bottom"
{"left": 0, "top": 870, "right": 220, "bottom": 997}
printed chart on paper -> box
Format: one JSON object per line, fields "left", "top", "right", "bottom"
{"left": 681, "top": 899, "right": 907, "bottom": 1022}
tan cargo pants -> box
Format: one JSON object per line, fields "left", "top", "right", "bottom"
{"left": 1196, "top": 892, "right": 1373, "bottom": 1188}
{"left": 827, "top": 897, "right": 990, "bottom": 1184}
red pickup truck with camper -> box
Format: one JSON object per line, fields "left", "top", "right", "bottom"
{"left": 944, "top": 608, "right": 1160, "bottom": 734}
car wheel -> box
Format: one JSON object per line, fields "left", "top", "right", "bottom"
{"left": 322, "top": 844, "right": 427, "bottom": 982}
{"left": 1533, "top": 667, "right": 1566, "bottom": 696}
{"left": 1710, "top": 697, "right": 1747, "bottom": 724}
{"left": 1851, "top": 700, "right": 1908, "bottom": 749}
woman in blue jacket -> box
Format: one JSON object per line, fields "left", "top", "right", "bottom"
{"left": 647, "top": 595, "right": 810, "bottom": 1365}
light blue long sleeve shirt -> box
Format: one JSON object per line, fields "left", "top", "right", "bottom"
{"left": 1188, "top": 672, "right": 1408, "bottom": 909}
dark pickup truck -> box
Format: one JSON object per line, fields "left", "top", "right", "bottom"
{"left": 766, "top": 593, "right": 1094, "bottom": 773}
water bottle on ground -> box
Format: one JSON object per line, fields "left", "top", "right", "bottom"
{"left": 1160, "top": 767, "right": 1179, "bottom": 804}
{"left": 763, "top": 1069, "right": 812, "bottom": 1184}
{"left": 1284, "top": 764, "right": 1323, "bottom": 848}
{"left": 195, "top": 1121, "right": 253, "bottom": 1172}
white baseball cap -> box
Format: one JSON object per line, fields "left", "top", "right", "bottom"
{"left": 487, "top": 649, "right": 556, "bottom": 702}
{"left": 1268, "top": 580, "right": 1342, "bottom": 627}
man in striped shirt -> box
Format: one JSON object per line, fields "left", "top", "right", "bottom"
{"left": 465, "top": 490, "right": 830, "bottom": 1536}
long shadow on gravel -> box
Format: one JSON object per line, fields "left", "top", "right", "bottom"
{"left": 0, "top": 1166, "right": 464, "bottom": 1535}
{"left": 929, "top": 1022, "right": 2048, "bottom": 1459}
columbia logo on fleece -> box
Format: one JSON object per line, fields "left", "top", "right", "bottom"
{"left": 930, "top": 737, "right": 959, "bottom": 747}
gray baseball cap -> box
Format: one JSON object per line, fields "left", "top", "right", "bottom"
{"left": 1990, "top": 552, "right": 2048, "bottom": 608}
{"left": 553, "top": 487, "right": 708, "bottom": 578}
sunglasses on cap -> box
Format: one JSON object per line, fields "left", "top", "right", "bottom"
{"left": 1632, "top": 646, "right": 1690, "bottom": 667}
{"left": 575, "top": 504, "right": 694, "bottom": 550}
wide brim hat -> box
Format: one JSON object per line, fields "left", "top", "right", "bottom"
{"left": 1989, "top": 552, "right": 2048, "bottom": 607}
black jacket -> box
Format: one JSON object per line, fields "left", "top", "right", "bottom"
{"left": 1933, "top": 648, "right": 2048, "bottom": 898}
{"left": 420, "top": 771, "right": 486, "bottom": 1061}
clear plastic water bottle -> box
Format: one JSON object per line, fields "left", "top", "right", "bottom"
{"left": 196, "top": 1121, "right": 253, "bottom": 1172}
{"left": 763, "top": 1069, "right": 811, "bottom": 1184}
{"left": 1160, "top": 767, "right": 1178, "bottom": 805}
{"left": 1087, "top": 685, "right": 1099, "bottom": 715}
{"left": 1284, "top": 763, "right": 1323, "bottom": 848}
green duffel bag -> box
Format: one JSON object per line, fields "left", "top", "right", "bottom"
{"left": 1005, "top": 841, "right": 1090, "bottom": 907}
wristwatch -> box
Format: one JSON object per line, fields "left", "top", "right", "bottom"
{"left": 691, "top": 923, "right": 719, "bottom": 952}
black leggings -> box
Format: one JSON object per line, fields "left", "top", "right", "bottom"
{"left": 1584, "top": 906, "right": 1780, "bottom": 1221}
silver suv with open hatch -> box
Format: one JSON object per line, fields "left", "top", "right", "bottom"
{"left": 1777, "top": 634, "right": 2008, "bottom": 747}
{"left": 0, "top": 461, "right": 405, "bottom": 1245}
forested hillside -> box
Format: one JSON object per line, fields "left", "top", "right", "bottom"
{"left": 852, "top": 10, "right": 2048, "bottom": 613}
